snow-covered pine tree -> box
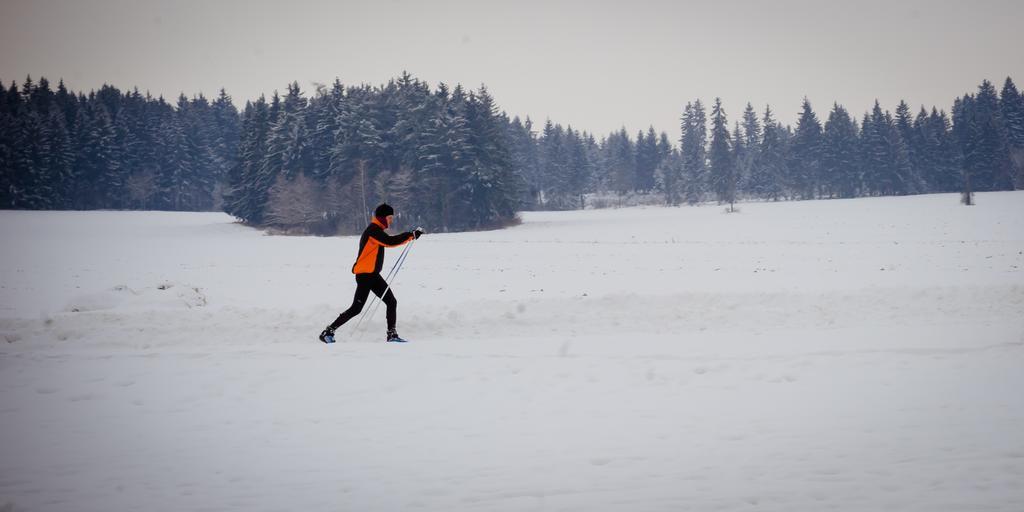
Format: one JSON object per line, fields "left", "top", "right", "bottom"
{"left": 178, "top": 94, "right": 218, "bottom": 210}
{"left": 53, "top": 80, "right": 77, "bottom": 130}
{"left": 680, "top": 100, "right": 708, "bottom": 205}
{"left": 752, "top": 105, "right": 785, "bottom": 201}
{"left": 1, "top": 80, "right": 20, "bottom": 116}
{"left": 887, "top": 109, "right": 920, "bottom": 195}
{"left": 861, "top": 102, "right": 888, "bottom": 196}
{"left": 999, "top": 77, "right": 1024, "bottom": 188}
{"left": 967, "top": 80, "right": 1014, "bottom": 191}
{"left": 656, "top": 143, "right": 682, "bottom": 206}
{"left": 41, "top": 106, "right": 74, "bottom": 208}
{"left": 634, "top": 126, "right": 659, "bottom": 193}
{"left": 538, "top": 119, "right": 565, "bottom": 207}
{"left": 155, "top": 103, "right": 192, "bottom": 211}
{"left": 731, "top": 121, "right": 744, "bottom": 195}
{"left": 112, "top": 106, "right": 141, "bottom": 209}
{"left": 74, "top": 101, "right": 120, "bottom": 208}
{"left": 258, "top": 85, "right": 314, "bottom": 219}
{"left": 789, "top": 98, "right": 823, "bottom": 199}
{"left": 210, "top": 88, "right": 241, "bottom": 208}
{"left": 581, "top": 132, "right": 602, "bottom": 197}
{"left": 736, "top": 103, "right": 761, "bottom": 197}
{"left": 414, "top": 84, "right": 474, "bottom": 230}
{"left": 604, "top": 128, "right": 634, "bottom": 199}
{"left": 12, "top": 109, "right": 49, "bottom": 208}
{"left": 457, "top": 86, "right": 519, "bottom": 228}
{"left": 708, "top": 98, "right": 736, "bottom": 209}
{"left": 952, "top": 96, "right": 976, "bottom": 204}
{"left": 821, "top": 103, "right": 860, "bottom": 198}
{"left": 894, "top": 100, "right": 927, "bottom": 194}
{"left": 566, "top": 127, "right": 592, "bottom": 208}
{"left": 308, "top": 80, "right": 344, "bottom": 183}
{"left": 506, "top": 116, "right": 540, "bottom": 210}
{"left": 224, "top": 96, "right": 269, "bottom": 222}
{"left": 927, "top": 108, "right": 963, "bottom": 193}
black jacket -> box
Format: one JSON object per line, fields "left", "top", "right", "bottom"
{"left": 351, "top": 218, "right": 414, "bottom": 274}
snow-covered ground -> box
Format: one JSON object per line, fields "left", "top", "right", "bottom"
{"left": 2, "top": 192, "right": 1023, "bottom": 511}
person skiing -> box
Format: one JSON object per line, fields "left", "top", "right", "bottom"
{"left": 320, "top": 203, "right": 423, "bottom": 344}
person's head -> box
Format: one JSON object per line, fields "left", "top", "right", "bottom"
{"left": 374, "top": 203, "right": 395, "bottom": 228}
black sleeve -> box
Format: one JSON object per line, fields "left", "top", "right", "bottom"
{"left": 369, "top": 226, "right": 414, "bottom": 247}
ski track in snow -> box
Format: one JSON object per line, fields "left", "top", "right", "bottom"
{"left": 1, "top": 191, "right": 1024, "bottom": 511}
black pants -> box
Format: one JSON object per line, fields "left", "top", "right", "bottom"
{"left": 329, "top": 273, "right": 397, "bottom": 332}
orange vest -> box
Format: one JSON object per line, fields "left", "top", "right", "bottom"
{"left": 351, "top": 218, "right": 413, "bottom": 274}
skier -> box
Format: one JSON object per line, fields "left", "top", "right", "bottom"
{"left": 320, "top": 203, "right": 423, "bottom": 344}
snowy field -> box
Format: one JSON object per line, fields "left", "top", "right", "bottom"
{"left": 2, "top": 192, "right": 1024, "bottom": 512}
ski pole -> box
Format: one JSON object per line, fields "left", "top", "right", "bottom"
{"left": 355, "top": 234, "right": 418, "bottom": 341}
{"left": 352, "top": 235, "right": 415, "bottom": 339}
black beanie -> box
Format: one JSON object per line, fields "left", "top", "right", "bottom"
{"left": 374, "top": 203, "right": 394, "bottom": 219}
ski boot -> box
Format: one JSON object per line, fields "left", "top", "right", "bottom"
{"left": 386, "top": 329, "right": 408, "bottom": 343}
{"left": 319, "top": 327, "right": 336, "bottom": 344}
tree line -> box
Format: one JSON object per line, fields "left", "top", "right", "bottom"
{"left": 1, "top": 73, "right": 1021, "bottom": 233}
{"left": 0, "top": 76, "right": 239, "bottom": 212}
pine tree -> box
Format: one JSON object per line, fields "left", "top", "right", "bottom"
{"left": 861, "top": 102, "right": 889, "bottom": 195}
{"left": 53, "top": 80, "right": 77, "bottom": 132}
{"left": 176, "top": 94, "right": 216, "bottom": 210}
{"left": 506, "top": 116, "right": 540, "bottom": 209}
{"left": 657, "top": 147, "right": 683, "bottom": 206}
{"left": 414, "top": 85, "right": 475, "bottom": 229}
{"left": 254, "top": 86, "right": 313, "bottom": 218}
{"left": 0, "top": 85, "right": 17, "bottom": 207}
{"left": 634, "top": 126, "right": 658, "bottom": 193}
{"left": 731, "top": 122, "right": 745, "bottom": 194}
{"left": 680, "top": 100, "right": 707, "bottom": 204}
{"left": 736, "top": 103, "right": 760, "bottom": 196}
{"left": 604, "top": 128, "right": 635, "bottom": 197}
{"left": 112, "top": 105, "right": 142, "bottom": 207}
{"left": 210, "top": 88, "right": 241, "bottom": 207}
{"left": 820, "top": 103, "right": 860, "bottom": 198}
{"left": 956, "top": 80, "right": 1014, "bottom": 192}
{"left": 952, "top": 96, "right": 975, "bottom": 203}
{"left": 564, "top": 127, "right": 591, "bottom": 208}
{"left": 708, "top": 98, "right": 736, "bottom": 209}
{"left": 752, "top": 105, "right": 785, "bottom": 200}
{"left": 789, "top": 98, "right": 823, "bottom": 199}
{"left": 457, "top": 86, "right": 519, "bottom": 227}
{"left": 156, "top": 106, "right": 192, "bottom": 210}
{"left": 1000, "top": 77, "right": 1024, "bottom": 188}
{"left": 4, "top": 81, "right": 21, "bottom": 116}
{"left": 894, "top": 100, "right": 927, "bottom": 194}
{"left": 226, "top": 96, "right": 272, "bottom": 222}
{"left": 653, "top": 131, "right": 674, "bottom": 199}
{"left": 12, "top": 109, "right": 49, "bottom": 207}
{"left": 74, "top": 101, "right": 120, "bottom": 208}
{"left": 537, "top": 119, "right": 565, "bottom": 207}
{"left": 888, "top": 110, "right": 918, "bottom": 195}
{"left": 928, "top": 108, "right": 963, "bottom": 193}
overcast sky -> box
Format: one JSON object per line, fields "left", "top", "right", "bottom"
{"left": 2, "top": 0, "right": 1021, "bottom": 139}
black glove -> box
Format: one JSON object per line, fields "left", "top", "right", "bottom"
{"left": 413, "top": 229, "right": 424, "bottom": 240}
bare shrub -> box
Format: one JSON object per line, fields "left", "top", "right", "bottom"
{"left": 125, "top": 168, "right": 157, "bottom": 210}
{"left": 265, "top": 173, "right": 334, "bottom": 234}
